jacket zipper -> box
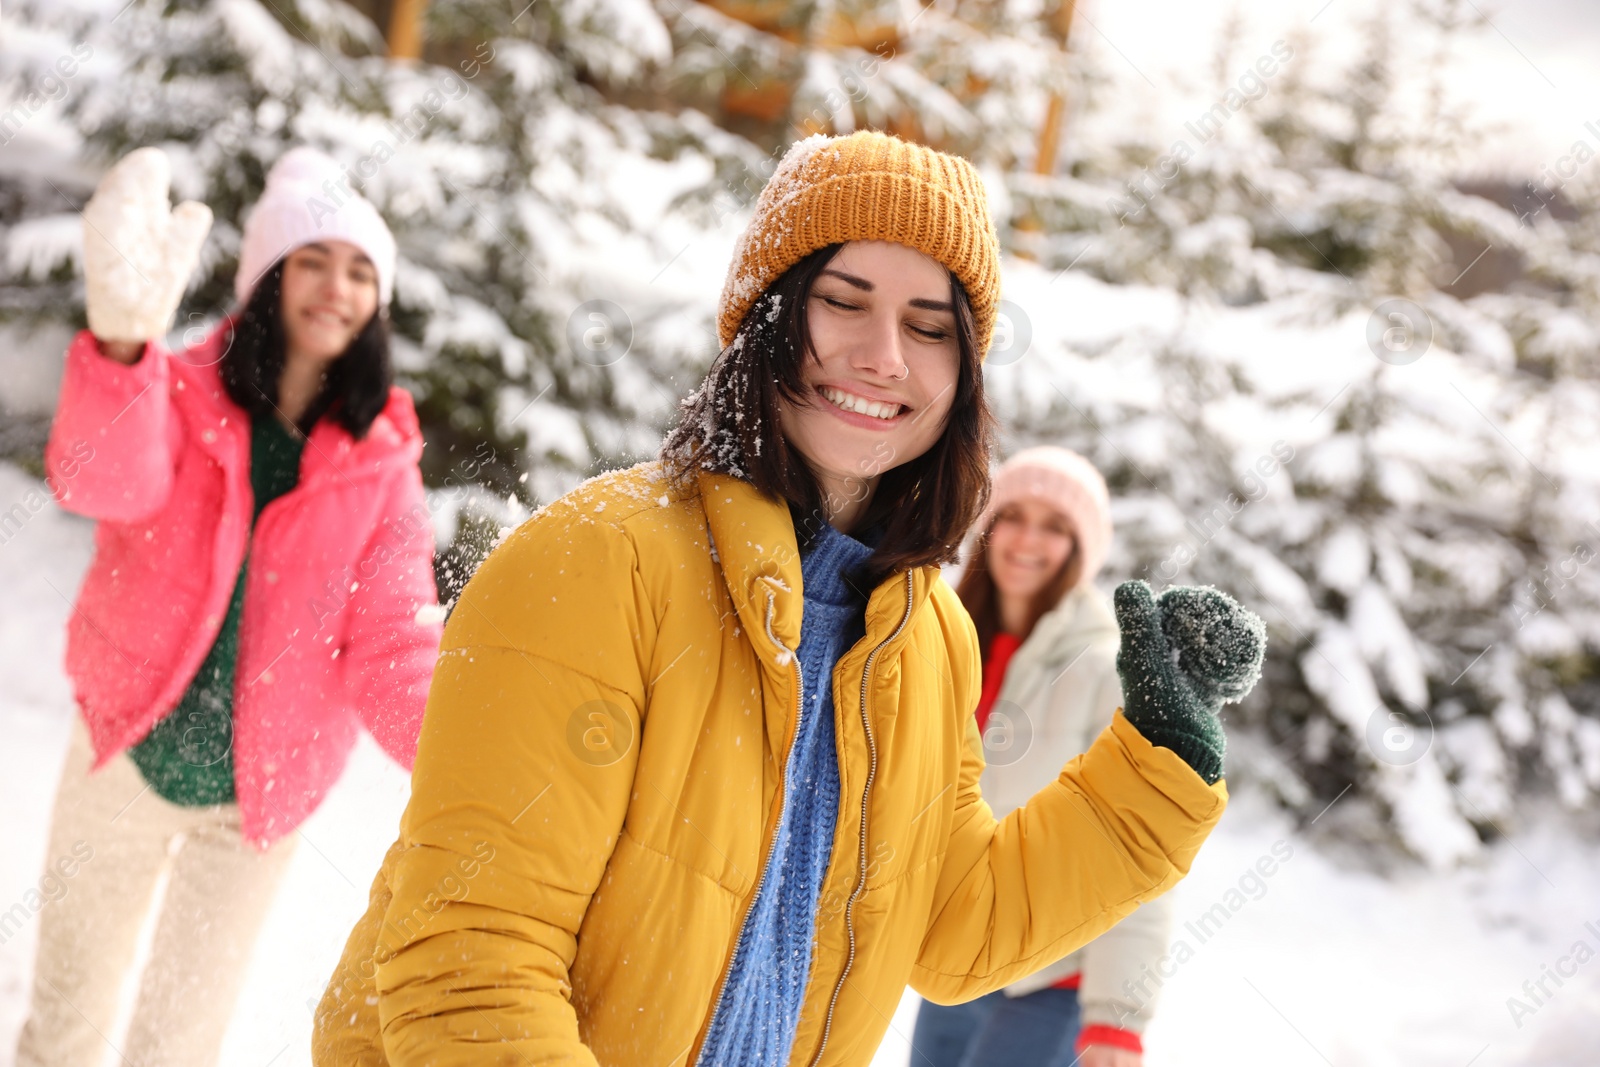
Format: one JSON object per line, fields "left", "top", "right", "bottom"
{"left": 808, "top": 570, "right": 916, "bottom": 1067}
{"left": 691, "top": 586, "right": 805, "bottom": 1067}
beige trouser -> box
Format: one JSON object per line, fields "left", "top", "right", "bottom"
{"left": 15, "top": 716, "right": 299, "bottom": 1067}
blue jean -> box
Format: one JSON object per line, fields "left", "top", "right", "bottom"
{"left": 910, "top": 986, "right": 1082, "bottom": 1067}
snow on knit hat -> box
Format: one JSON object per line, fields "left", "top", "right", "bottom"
{"left": 235, "top": 147, "right": 397, "bottom": 309}
{"left": 974, "top": 446, "right": 1114, "bottom": 589}
{"left": 717, "top": 130, "right": 1002, "bottom": 356}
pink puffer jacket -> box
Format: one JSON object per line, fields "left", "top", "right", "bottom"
{"left": 45, "top": 325, "right": 443, "bottom": 849}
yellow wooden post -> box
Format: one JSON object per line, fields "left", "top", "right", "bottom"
{"left": 387, "top": 0, "right": 429, "bottom": 60}
{"left": 1034, "top": 0, "right": 1076, "bottom": 175}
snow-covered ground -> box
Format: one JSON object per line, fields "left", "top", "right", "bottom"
{"left": 2, "top": 459, "right": 1597, "bottom": 1067}
{"left": 872, "top": 795, "right": 1600, "bottom": 1067}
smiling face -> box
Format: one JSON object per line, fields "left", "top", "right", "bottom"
{"left": 986, "top": 496, "right": 1078, "bottom": 605}
{"left": 775, "top": 240, "right": 962, "bottom": 518}
{"left": 279, "top": 240, "right": 380, "bottom": 364}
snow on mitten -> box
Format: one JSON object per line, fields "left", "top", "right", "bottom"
{"left": 82, "top": 147, "right": 213, "bottom": 343}
{"left": 1113, "top": 579, "right": 1266, "bottom": 784}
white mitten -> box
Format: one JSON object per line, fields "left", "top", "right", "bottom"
{"left": 82, "top": 147, "right": 213, "bottom": 343}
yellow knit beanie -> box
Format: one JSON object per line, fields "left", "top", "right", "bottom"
{"left": 716, "top": 130, "right": 1002, "bottom": 358}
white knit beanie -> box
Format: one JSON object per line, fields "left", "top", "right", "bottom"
{"left": 973, "top": 446, "right": 1114, "bottom": 588}
{"left": 234, "top": 147, "right": 396, "bottom": 309}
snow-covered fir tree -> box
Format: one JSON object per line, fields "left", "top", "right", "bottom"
{"left": 3, "top": 0, "right": 1078, "bottom": 593}
{"left": 994, "top": 1, "right": 1600, "bottom": 864}
{"left": 2, "top": 0, "right": 766, "bottom": 599}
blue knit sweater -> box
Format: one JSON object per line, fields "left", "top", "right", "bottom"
{"left": 695, "top": 516, "right": 878, "bottom": 1066}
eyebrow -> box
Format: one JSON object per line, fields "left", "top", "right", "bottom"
{"left": 818, "top": 268, "right": 954, "bottom": 313}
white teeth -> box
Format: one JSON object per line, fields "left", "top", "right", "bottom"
{"left": 820, "top": 386, "right": 901, "bottom": 420}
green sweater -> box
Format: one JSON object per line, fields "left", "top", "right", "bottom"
{"left": 127, "top": 413, "right": 304, "bottom": 806}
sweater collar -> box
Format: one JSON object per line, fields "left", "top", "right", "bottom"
{"left": 695, "top": 468, "right": 932, "bottom": 665}
{"left": 797, "top": 516, "right": 876, "bottom": 610}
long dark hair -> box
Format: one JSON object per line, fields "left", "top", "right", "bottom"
{"left": 956, "top": 511, "right": 1083, "bottom": 659}
{"left": 219, "top": 259, "right": 392, "bottom": 439}
{"left": 661, "top": 244, "right": 996, "bottom": 588}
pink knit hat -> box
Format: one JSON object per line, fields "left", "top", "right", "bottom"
{"left": 235, "top": 147, "right": 396, "bottom": 308}
{"left": 972, "top": 446, "right": 1114, "bottom": 588}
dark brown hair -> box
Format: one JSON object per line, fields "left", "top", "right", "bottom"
{"left": 955, "top": 508, "right": 1083, "bottom": 659}
{"left": 661, "top": 244, "right": 995, "bottom": 588}
{"left": 220, "top": 259, "right": 393, "bottom": 439}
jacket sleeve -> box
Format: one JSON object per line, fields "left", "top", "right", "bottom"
{"left": 46, "top": 329, "right": 182, "bottom": 522}
{"left": 340, "top": 464, "right": 444, "bottom": 770}
{"left": 371, "top": 499, "right": 652, "bottom": 1066}
{"left": 909, "top": 614, "right": 1227, "bottom": 1005}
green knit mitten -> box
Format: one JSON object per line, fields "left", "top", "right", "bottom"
{"left": 1113, "top": 580, "right": 1267, "bottom": 784}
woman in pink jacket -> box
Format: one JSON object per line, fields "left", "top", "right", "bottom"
{"left": 16, "top": 146, "right": 443, "bottom": 1067}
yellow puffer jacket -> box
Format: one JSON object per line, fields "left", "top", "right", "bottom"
{"left": 313, "top": 461, "right": 1228, "bottom": 1067}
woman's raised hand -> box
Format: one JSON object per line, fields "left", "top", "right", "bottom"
{"left": 1112, "top": 579, "right": 1266, "bottom": 782}
{"left": 82, "top": 147, "right": 212, "bottom": 356}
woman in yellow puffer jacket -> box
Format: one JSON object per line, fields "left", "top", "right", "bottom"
{"left": 313, "top": 130, "right": 1265, "bottom": 1067}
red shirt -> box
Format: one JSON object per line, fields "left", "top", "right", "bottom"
{"left": 974, "top": 631, "right": 1023, "bottom": 734}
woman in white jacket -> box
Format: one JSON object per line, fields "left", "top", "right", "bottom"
{"left": 911, "top": 446, "right": 1171, "bottom": 1067}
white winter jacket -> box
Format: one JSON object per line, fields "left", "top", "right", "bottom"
{"left": 978, "top": 582, "right": 1174, "bottom": 1034}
